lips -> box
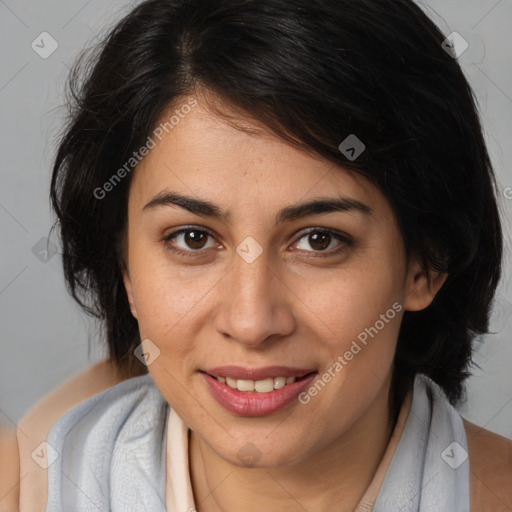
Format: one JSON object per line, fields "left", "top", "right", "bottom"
{"left": 200, "top": 365, "right": 318, "bottom": 416}
{"left": 201, "top": 372, "right": 317, "bottom": 416}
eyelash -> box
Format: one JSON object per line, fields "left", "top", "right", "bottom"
{"left": 161, "top": 226, "right": 354, "bottom": 259}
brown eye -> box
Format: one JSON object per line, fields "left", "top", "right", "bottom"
{"left": 183, "top": 230, "right": 208, "bottom": 249}
{"left": 308, "top": 232, "right": 331, "bottom": 251}
{"left": 163, "top": 228, "right": 218, "bottom": 255}
{"left": 293, "top": 229, "right": 353, "bottom": 256}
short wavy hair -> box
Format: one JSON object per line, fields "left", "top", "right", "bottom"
{"left": 50, "top": 0, "right": 503, "bottom": 421}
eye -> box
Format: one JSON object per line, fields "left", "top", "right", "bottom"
{"left": 292, "top": 229, "right": 353, "bottom": 256}
{"left": 163, "top": 227, "right": 219, "bottom": 256}
{"left": 162, "top": 226, "right": 353, "bottom": 259}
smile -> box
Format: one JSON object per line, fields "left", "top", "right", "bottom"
{"left": 200, "top": 366, "right": 318, "bottom": 416}
{"left": 214, "top": 375, "right": 299, "bottom": 393}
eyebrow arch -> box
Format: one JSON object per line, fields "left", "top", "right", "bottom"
{"left": 142, "top": 191, "right": 373, "bottom": 224}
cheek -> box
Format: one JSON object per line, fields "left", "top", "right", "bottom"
{"left": 127, "top": 238, "right": 216, "bottom": 332}
{"left": 292, "top": 248, "right": 405, "bottom": 343}
{"left": 133, "top": 276, "right": 210, "bottom": 347}
{"left": 288, "top": 242, "right": 405, "bottom": 399}
{"left": 296, "top": 276, "right": 402, "bottom": 430}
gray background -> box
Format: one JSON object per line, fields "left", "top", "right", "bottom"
{"left": 1, "top": 0, "right": 511, "bottom": 439}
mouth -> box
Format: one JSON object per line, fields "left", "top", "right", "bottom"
{"left": 201, "top": 371, "right": 315, "bottom": 393}
{"left": 200, "top": 366, "right": 318, "bottom": 416}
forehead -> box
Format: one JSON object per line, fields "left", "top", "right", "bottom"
{"left": 128, "top": 96, "right": 387, "bottom": 217}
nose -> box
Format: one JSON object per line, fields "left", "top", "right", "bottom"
{"left": 214, "top": 245, "right": 295, "bottom": 348}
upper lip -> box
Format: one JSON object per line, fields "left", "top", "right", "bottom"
{"left": 202, "top": 365, "right": 316, "bottom": 381}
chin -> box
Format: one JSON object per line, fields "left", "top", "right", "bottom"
{"left": 210, "top": 433, "right": 312, "bottom": 469}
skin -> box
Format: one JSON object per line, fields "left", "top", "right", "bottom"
{"left": 121, "top": 90, "right": 447, "bottom": 512}
{"left": 0, "top": 424, "right": 20, "bottom": 512}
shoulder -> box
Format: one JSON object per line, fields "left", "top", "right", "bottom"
{"left": 18, "top": 359, "right": 127, "bottom": 451}
{"left": 42, "top": 372, "right": 168, "bottom": 511}
{"left": 0, "top": 423, "right": 20, "bottom": 512}
{"left": 46, "top": 371, "right": 166, "bottom": 449}
{"left": 17, "top": 359, "right": 128, "bottom": 512}
{"left": 463, "top": 419, "right": 512, "bottom": 512}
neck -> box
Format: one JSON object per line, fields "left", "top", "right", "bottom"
{"left": 189, "top": 375, "right": 398, "bottom": 512}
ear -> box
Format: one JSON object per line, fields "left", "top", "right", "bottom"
{"left": 403, "top": 256, "right": 448, "bottom": 312}
{"left": 122, "top": 269, "right": 138, "bottom": 319}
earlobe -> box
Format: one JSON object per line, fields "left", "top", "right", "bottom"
{"left": 122, "top": 270, "right": 138, "bottom": 319}
{"left": 403, "top": 259, "right": 448, "bottom": 312}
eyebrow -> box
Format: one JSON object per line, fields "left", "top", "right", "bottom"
{"left": 142, "top": 191, "right": 373, "bottom": 224}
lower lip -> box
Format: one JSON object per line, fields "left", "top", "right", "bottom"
{"left": 201, "top": 371, "right": 317, "bottom": 417}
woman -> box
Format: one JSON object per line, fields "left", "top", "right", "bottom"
{"left": 14, "top": 0, "right": 512, "bottom": 510}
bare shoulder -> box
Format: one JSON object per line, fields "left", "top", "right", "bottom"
{"left": 17, "top": 359, "right": 126, "bottom": 512}
{"left": 0, "top": 424, "right": 20, "bottom": 512}
{"left": 18, "top": 359, "right": 124, "bottom": 432}
{"left": 463, "top": 419, "right": 512, "bottom": 512}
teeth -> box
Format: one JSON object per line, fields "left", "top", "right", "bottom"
{"left": 254, "top": 378, "right": 274, "bottom": 393}
{"left": 237, "top": 379, "right": 255, "bottom": 392}
{"left": 226, "top": 377, "right": 237, "bottom": 388}
{"left": 273, "top": 376, "right": 286, "bottom": 389}
{"left": 218, "top": 375, "right": 298, "bottom": 392}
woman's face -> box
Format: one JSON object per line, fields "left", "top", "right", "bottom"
{"left": 122, "top": 94, "right": 442, "bottom": 468}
